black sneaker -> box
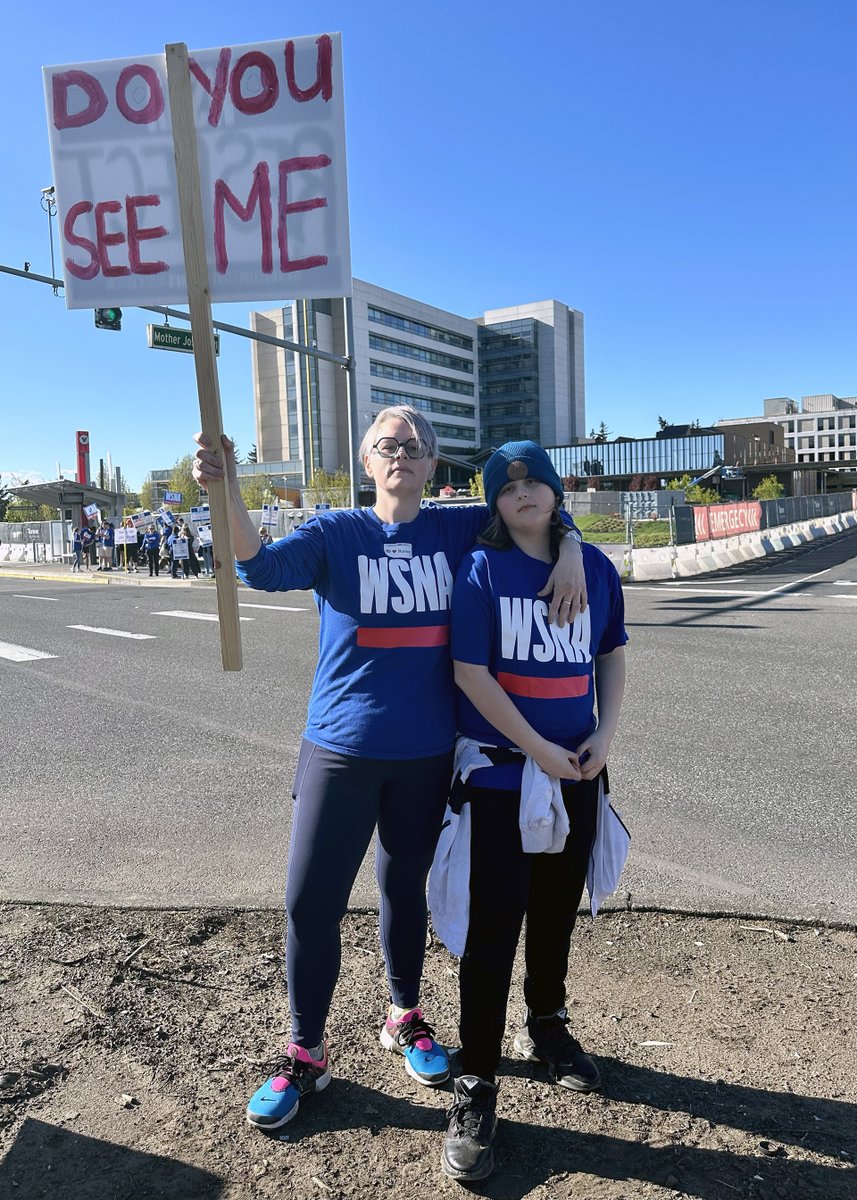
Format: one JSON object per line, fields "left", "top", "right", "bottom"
{"left": 441, "top": 1074, "right": 498, "bottom": 1182}
{"left": 513, "top": 1007, "right": 601, "bottom": 1091}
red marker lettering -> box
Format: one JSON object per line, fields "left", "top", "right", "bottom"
{"left": 63, "top": 201, "right": 99, "bottom": 280}
{"left": 189, "top": 49, "right": 231, "bottom": 128}
{"left": 229, "top": 51, "right": 279, "bottom": 116}
{"left": 277, "top": 155, "right": 331, "bottom": 273}
{"left": 52, "top": 70, "right": 107, "bottom": 130}
{"left": 95, "top": 200, "right": 130, "bottom": 277}
{"left": 284, "top": 35, "right": 333, "bottom": 102}
{"left": 127, "top": 195, "right": 168, "bottom": 274}
{"left": 115, "top": 64, "right": 165, "bottom": 125}
{"left": 214, "top": 162, "right": 273, "bottom": 274}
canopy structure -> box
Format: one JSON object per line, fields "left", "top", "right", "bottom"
{"left": 7, "top": 479, "right": 124, "bottom": 521}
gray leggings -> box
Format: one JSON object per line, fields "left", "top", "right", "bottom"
{"left": 285, "top": 738, "right": 453, "bottom": 1047}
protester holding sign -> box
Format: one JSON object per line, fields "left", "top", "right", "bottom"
{"left": 142, "top": 525, "right": 160, "bottom": 577}
{"left": 433, "top": 441, "right": 628, "bottom": 1183}
{"left": 192, "top": 405, "right": 586, "bottom": 1132}
{"left": 80, "top": 524, "right": 95, "bottom": 570}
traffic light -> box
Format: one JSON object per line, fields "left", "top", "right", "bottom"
{"left": 94, "top": 307, "right": 122, "bottom": 331}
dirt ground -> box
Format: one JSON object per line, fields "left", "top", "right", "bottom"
{"left": 0, "top": 903, "right": 854, "bottom": 1200}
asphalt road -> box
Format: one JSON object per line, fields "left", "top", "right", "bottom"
{"left": 1, "top": 529, "right": 855, "bottom": 923}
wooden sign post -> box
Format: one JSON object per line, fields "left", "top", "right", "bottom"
{"left": 165, "top": 42, "right": 242, "bottom": 671}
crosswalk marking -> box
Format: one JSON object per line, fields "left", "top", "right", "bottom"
{"left": 0, "top": 640, "right": 57, "bottom": 662}
{"left": 152, "top": 611, "right": 254, "bottom": 622}
{"left": 68, "top": 625, "right": 156, "bottom": 640}
{"left": 239, "top": 603, "right": 307, "bottom": 611}
{"left": 13, "top": 594, "right": 60, "bottom": 601}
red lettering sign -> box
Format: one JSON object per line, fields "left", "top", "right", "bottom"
{"left": 694, "top": 502, "right": 762, "bottom": 542}
{"left": 64, "top": 195, "right": 168, "bottom": 279}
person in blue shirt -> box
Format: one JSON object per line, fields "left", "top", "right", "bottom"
{"left": 142, "top": 525, "right": 161, "bottom": 577}
{"left": 439, "top": 441, "right": 627, "bottom": 1184}
{"left": 192, "top": 406, "right": 586, "bottom": 1134}
{"left": 79, "top": 524, "right": 95, "bottom": 570}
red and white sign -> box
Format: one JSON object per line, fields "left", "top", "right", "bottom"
{"left": 76, "top": 430, "right": 90, "bottom": 485}
{"left": 44, "top": 34, "right": 351, "bottom": 308}
{"left": 694, "top": 501, "right": 762, "bottom": 542}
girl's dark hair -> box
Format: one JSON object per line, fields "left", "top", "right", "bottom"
{"left": 477, "top": 497, "right": 567, "bottom": 556}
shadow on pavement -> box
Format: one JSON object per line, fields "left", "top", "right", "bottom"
{"left": 0, "top": 1118, "right": 224, "bottom": 1200}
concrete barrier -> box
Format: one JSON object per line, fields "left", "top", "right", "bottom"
{"left": 630, "top": 507, "right": 857, "bottom": 581}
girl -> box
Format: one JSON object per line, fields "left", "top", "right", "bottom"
{"left": 192, "top": 407, "right": 586, "bottom": 1132}
{"left": 438, "top": 440, "right": 627, "bottom": 1183}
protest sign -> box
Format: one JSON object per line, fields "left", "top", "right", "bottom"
{"left": 83, "top": 502, "right": 100, "bottom": 518}
{"left": 196, "top": 523, "right": 213, "bottom": 547}
{"left": 43, "top": 34, "right": 351, "bottom": 308}
{"left": 261, "top": 503, "right": 279, "bottom": 527}
{"left": 164, "top": 490, "right": 183, "bottom": 503}
{"left": 171, "top": 539, "right": 190, "bottom": 560}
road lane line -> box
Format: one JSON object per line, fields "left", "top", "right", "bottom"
{"left": 12, "top": 594, "right": 60, "bottom": 601}
{"left": 152, "top": 611, "right": 254, "bottom": 622}
{"left": 68, "top": 625, "right": 156, "bottom": 640}
{"left": 628, "top": 587, "right": 772, "bottom": 597}
{"left": 239, "top": 603, "right": 307, "bottom": 611}
{"left": 0, "top": 641, "right": 58, "bottom": 662}
{"left": 763, "top": 567, "right": 833, "bottom": 595}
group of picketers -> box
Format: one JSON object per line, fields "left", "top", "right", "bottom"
{"left": 69, "top": 518, "right": 215, "bottom": 578}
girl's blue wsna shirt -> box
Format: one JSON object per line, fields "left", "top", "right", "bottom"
{"left": 451, "top": 541, "right": 628, "bottom": 788}
{"left": 237, "top": 504, "right": 582, "bottom": 762}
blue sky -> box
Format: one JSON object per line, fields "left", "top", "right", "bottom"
{"left": 2, "top": 1, "right": 855, "bottom": 490}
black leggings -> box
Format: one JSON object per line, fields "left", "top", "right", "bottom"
{"left": 285, "top": 738, "right": 453, "bottom": 1047}
{"left": 458, "top": 776, "right": 599, "bottom": 1081}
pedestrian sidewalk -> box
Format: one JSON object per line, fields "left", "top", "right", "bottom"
{"left": 0, "top": 561, "right": 218, "bottom": 587}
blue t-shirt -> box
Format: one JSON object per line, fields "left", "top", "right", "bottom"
{"left": 237, "top": 504, "right": 490, "bottom": 759}
{"left": 451, "top": 541, "right": 628, "bottom": 787}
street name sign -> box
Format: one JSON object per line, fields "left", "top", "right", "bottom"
{"left": 147, "top": 324, "right": 220, "bottom": 355}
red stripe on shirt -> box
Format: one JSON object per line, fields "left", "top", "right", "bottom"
{"left": 357, "top": 625, "right": 450, "bottom": 648}
{"left": 497, "top": 671, "right": 590, "bottom": 699}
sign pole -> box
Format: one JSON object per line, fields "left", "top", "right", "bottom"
{"left": 165, "top": 42, "right": 242, "bottom": 671}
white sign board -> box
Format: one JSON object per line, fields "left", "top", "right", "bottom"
{"left": 83, "top": 502, "right": 100, "bottom": 518}
{"left": 171, "top": 539, "right": 189, "bottom": 560}
{"left": 196, "top": 522, "right": 213, "bottom": 547}
{"left": 261, "top": 503, "right": 279, "bottom": 527}
{"left": 44, "top": 34, "right": 351, "bottom": 309}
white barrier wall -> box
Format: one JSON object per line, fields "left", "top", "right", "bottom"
{"left": 631, "top": 508, "right": 857, "bottom": 581}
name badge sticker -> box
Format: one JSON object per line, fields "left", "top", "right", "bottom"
{"left": 384, "top": 543, "right": 413, "bottom": 559}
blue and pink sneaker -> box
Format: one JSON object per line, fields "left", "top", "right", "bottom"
{"left": 380, "top": 1007, "right": 450, "bottom": 1086}
{"left": 245, "top": 1041, "right": 331, "bottom": 1130}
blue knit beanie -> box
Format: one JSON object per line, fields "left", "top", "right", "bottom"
{"left": 482, "top": 441, "right": 564, "bottom": 514}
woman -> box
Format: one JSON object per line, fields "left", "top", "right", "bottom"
{"left": 436, "top": 440, "right": 627, "bottom": 1183}
{"left": 192, "top": 406, "right": 586, "bottom": 1132}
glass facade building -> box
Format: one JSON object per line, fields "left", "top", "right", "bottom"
{"left": 547, "top": 429, "right": 792, "bottom": 485}
{"left": 478, "top": 319, "right": 540, "bottom": 444}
